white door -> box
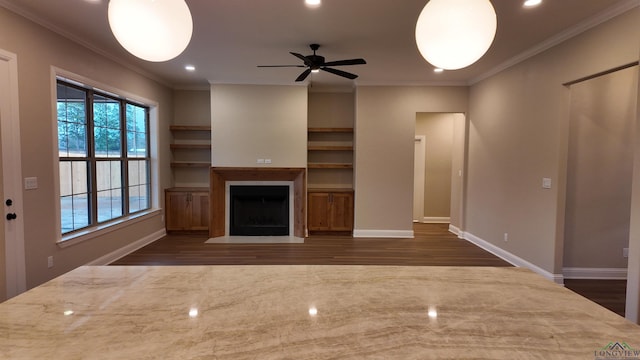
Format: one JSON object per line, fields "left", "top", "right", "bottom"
{"left": 413, "top": 136, "right": 426, "bottom": 222}
{"left": 1, "top": 49, "right": 26, "bottom": 301}
{"left": 0, "top": 113, "right": 5, "bottom": 302}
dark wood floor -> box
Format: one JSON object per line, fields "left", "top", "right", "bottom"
{"left": 564, "top": 279, "right": 627, "bottom": 317}
{"left": 112, "top": 223, "right": 626, "bottom": 316}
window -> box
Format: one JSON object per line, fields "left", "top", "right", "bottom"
{"left": 57, "top": 80, "right": 151, "bottom": 235}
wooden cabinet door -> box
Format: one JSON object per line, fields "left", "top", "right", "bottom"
{"left": 328, "top": 192, "right": 354, "bottom": 231}
{"left": 166, "top": 191, "right": 190, "bottom": 231}
{"left": 189, "top": 192, "right": 210, "bottom": 231}
{"left": 308, "top": 192, "right": 331, "bottom": 231}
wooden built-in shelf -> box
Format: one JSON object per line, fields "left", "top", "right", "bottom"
{"left": 307, "top": 145, "right": 353, "bottom": 151}
{"left": 308, "top": 127, "right": 353, "bottom": 133}
{"left": 170, "top": 125, "right": 211, "bottom": 131}
{"left": 308, "top": 163, "right": 353, "bottom": 169}
{"left": 170, "top": 144, "right": 211, "bottom": 150}
{"left": 171, "top": 161, "right": 211, "bottom": 168}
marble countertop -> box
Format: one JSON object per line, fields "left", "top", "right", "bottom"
{"left": 1, "top": 265, "right": 639, "bottom": 359}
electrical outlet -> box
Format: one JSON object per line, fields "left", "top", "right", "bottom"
{"left": 504, "top": 233, "right": 508, "bottom": 242}
{"left": 264, "top": 159, "right": 272, "bottom": 164}
{"left": 257, "top": 159, "right": 265, "bottom": 164}
{"left": 47, "top": 256, "right": 54, "bottom": 268}
{"left": 623, "top": 248, "right": 629, "bottom": 258}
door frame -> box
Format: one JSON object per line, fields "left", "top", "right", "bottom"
{"left": 0, "top": 49, "right": 26, "bottom": 298}
{"left": 413, "top": 135, "right": 426, "bottom": 222}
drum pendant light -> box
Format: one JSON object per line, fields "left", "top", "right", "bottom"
{"left": 108, "top": 0, "right": 193, "bottom": 62}
{"left": 415, "top": 0, "right": 497, "bottom": 70}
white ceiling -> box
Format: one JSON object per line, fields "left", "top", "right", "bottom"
{"left": 0, "top": 0, "right": 636, "bottom": 89}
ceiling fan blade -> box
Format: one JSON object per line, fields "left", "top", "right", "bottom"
{"left": 321, "top": 67, "right": 358, "bottom": 80}
{"left": 257, "top": 65, "right": 306, "bottom": 68}
{"left": 290, "top": 52, "right": 312, "bottom": 66}
{"left": 322, "top": 58, "right": 367, "bottom": 67}
{"left": 295, "top": 68, "right": 312, "bottom": 82}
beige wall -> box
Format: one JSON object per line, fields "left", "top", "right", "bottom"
{"left": 0, "top": 7, "right": 172, "bottom": 289}
{"left": 173, "top": 90, "right": 211, "bottom": 126}
{"left": 467, "top": 8, "right": 640, "bottom": 275}
{"left": 354, "top": 86, "right": 468, "bottom": 234}
{"left": 308, "top": 91, "right": 354, "bottom": 128}
{"left": 564, "top": 66, "right": 637, "bottom": 269}
{"left": 627, "top": 57, "right": 640, "bottom": 323}
{"left": 210, "top": 84, "right": 307, "bottom": 168}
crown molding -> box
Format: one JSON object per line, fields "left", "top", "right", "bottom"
{"left": 469, "top": 0, "right": 640, "bottom": 85}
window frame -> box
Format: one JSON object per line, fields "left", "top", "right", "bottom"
{"left": 57, "top": 79, "right": 152, "bottom": 236}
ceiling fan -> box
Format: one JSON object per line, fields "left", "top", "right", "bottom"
{"left": 258, "top": 44, "right": 367, "bottom": 82}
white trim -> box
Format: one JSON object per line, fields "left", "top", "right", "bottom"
{"left": 58, "top": 209, "right": 162, "bottom": 248}
{"left": 448, "top": 224, "right": 465, "bottom": 239}
{"left": 85, "top": 229, "right": 166, "bottom": 265}
{"left": 0, "top": 48, "right": 26, "bottom": 298}
{"left": 470, "top": 0, "right": 640, "bottom": 85}
{"left": 353, "top": 229, "right": 414, "bottom": 238}
{"left": 563, "top": 267, "right": 628, "bottom": 280}
{"left": 422, "top": 217, "right": 450, "bottom": 223}
{"left": 463, "top": 231, "right": 564, "bottom": 284}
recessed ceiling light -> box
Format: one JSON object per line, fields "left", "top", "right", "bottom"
{"left": 434, "top": 68, "right": 444, "bottom": 73}
{"left": 305, "top": 0, "right": 321, "bottom": 7}
{"left": 185, "top": 65, "right": 196, "bottom": 71}
{"left": 524, "top": 0, "right": 542, "bottom": 7}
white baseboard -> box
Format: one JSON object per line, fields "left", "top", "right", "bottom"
{"left": 563, "top": 267, "right": 627, "bottom": 280}
{"left": 463, "top": 231, "right": 564, "bottom": 284}
{"left": 353, "top": 229, "right": 414, "bottom": 238}
{"left": 448, "top": 224, "right": 465, "bottom": 239}
{"left": 85, "top": 229, "right": 166, "bottom": 265}
{"left": 422, "top": 217, "right": 450, "bottom": 223}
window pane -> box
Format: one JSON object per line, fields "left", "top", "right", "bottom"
{"left": 126, "top": 103, "right": 148, "bottom": 158}
{"left": 128, "top": 184, "right": 149, "bottom": 213}
{"left": 57, "top": 83, "right": 87, "bottom": 158}
{"left": 72, "top": 161, "right": 88, "bottom": 194}
{"left": 59, "top": 162, "right": 72, "bottom": 197}
{"left": 128, "top": 161, "right": 140, "bottom": 186}
{"left": 94, "top": 95, "right": 121, "bottom": 157}
{"left": 61, "top": 193, "right": 89, "bottom": 233}
{"left": 97, "top": 189, "right": 123, "bottom": 223}
{"left": 107, "top": 128, "right": 122, "bottom": 157}
{"left": 128, "top": 160, "right": 150, "bottom": 213}
{"left": 96, "top": 160, "right": 121, "bottom": 191}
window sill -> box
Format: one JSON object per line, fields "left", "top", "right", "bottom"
{"left": 57, "top": 208, "right": 162, "bottom": 248}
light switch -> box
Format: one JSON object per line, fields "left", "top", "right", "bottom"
{"left": 265, "top": 159, "right": 272, "bottom": 164}
{"left": 24, "top": 177, "right": 38, "bottom": 190}
{"left": 542, "top": 178, "right": 552, "bottom": 189}
{"left": 257, "top": 159, "right": 265, "bottom": 164}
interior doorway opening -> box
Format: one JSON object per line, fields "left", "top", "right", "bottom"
{"left": 413, "top": 113, "right": 466, "bottom": 231}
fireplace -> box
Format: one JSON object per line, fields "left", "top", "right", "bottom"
{"left": 229, "top": 185, "right": 289, "bottom": 236}
{"left": 210, "top": 167, "right": 306, "bottom": 238}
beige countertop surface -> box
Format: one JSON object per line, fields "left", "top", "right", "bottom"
{"left": 1, "top": 265, "right": 639, "bottom": 359}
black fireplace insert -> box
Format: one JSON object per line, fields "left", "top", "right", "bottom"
{"left": 229, "top": 185, "right": 289, "bottom": 236}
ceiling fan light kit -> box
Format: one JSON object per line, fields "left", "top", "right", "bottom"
{"left": 258, "top": 44, "right": 367, "bottom": 82}
{"left": 108, "top": 0, "right": 193, "bottom": 62}
{"left": 415, "top": 0, "right": 497, "bottom": 70}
